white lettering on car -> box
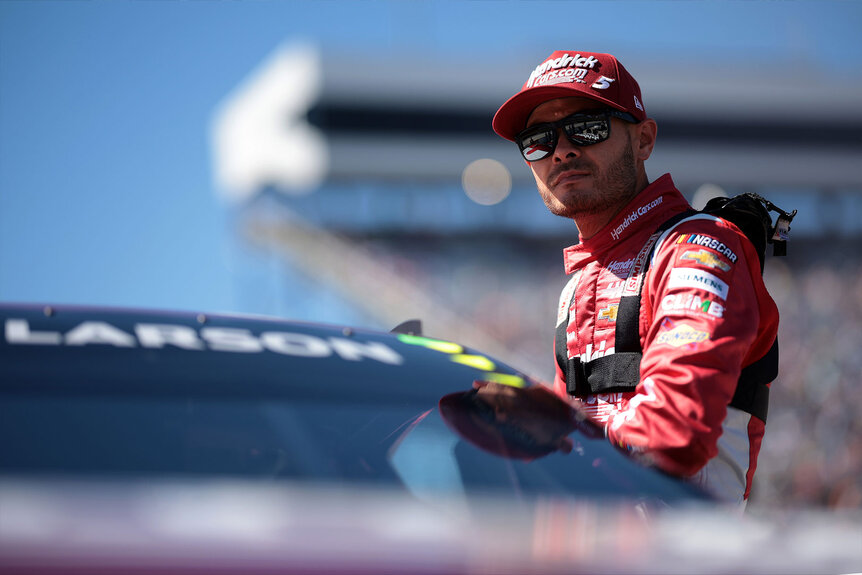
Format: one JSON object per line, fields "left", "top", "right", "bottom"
{"left": 201, "top": 327, "right": 265, "bottom": 353}
{"left": 5, "top": 319, "right": 62, "bottom": 345}
{"left": 136, "top": 324, "right": 205, "bottom": 350}
{"left": 2, "top": 319, "right": 404, "bottom": 365}
{"left": 65, "top": 321, "right": 136, "bottom": 347}
{"left": 260, "top": 331, "right": 331, "bottom": 357}
{"left": 329, "top": 338, "right": 403, "bottom": 364}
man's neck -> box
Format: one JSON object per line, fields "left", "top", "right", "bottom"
{"left": 574, "top": 210, "right": 622, "bottom": 241}
{"left": 575, "top": 175, "right": 651, "bottom": 240}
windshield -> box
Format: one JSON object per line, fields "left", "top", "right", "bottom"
{"left": 0, "top": 393, "right": 705, "bottom": 504}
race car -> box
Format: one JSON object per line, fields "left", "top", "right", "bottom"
{"left": 1, "top": 303, "right": 859, "bottom": 574}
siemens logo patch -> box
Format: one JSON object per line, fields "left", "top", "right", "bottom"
{"left": 667, "top": 268, "right": 730, "bottom": 300}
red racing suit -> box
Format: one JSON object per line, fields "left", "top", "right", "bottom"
{"left": 553, "top": 174, "right": 779, "bottom": 504}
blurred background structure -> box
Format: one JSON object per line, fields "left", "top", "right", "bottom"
{"left": 1, "top": 0, "right": 860, "bottom": 510}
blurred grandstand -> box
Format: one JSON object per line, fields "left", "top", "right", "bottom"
{"left": 211, "top": 44, "right": 862, "bottom": 510}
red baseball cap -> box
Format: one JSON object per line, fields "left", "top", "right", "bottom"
{"left": 492, "top": 51, "right": 647, "bottom": 142}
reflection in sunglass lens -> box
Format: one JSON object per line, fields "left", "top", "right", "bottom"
{"left": 565, "top": 117, "right": 610, "bottom": 146}
{"left": 517, "top": 113, "right": 612, "bottom": 162}
{"left": 520, "top": 129, "right": 556, "bottom": 162}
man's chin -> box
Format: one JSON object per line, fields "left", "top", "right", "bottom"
{"left": 543, "top": 196, "right": 603, "bottom": 220}
{"left": 542, "top": 197, "right": 575, "bottom": 219}
{"left": 548, "top": 206, "right": 580, "bottom": 219}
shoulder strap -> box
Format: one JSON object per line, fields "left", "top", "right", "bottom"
{"left": 615, "top": 210, "right": 696, "bottom": 352}
{"left": 557, "top": 211, "right": 693, "bottom": 398}
{"left": 731, "top": 339, "right": 777, "bottom": 421}
{"left": 613, "top": 209, "right": 776, "bottom": 421}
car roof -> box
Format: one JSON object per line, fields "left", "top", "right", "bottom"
{"left": 0, "top": 303, "right": 531, "bottom": 402}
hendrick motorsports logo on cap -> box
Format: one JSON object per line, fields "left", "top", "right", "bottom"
{"left": 525, "top": 53, "right": 601, "bottom": 88}
{"left": 492, "top": 50, "right": 647, "bottom": 142}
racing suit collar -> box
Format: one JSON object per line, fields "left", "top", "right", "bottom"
{"left": 562, "top": 173, "right": 690, "bottom": 274}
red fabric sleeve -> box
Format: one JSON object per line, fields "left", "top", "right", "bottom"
{"left": 606, "top": 216, "right": 779, "bottom": 477}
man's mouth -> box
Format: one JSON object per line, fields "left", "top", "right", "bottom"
{"left": 552, "top": 169, "right": 591, "bottom": 187}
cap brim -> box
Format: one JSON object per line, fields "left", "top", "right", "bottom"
{"left": 492, "top": 86, "right": 632, "bottom": 142}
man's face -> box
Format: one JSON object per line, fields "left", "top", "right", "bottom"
{"left": 525, "top": 97, "right": 640, "bottom": 220}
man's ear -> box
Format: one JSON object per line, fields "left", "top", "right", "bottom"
{"left": 635, "top": 119, "right": 658, "bottom": 162}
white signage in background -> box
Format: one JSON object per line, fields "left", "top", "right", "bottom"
{"left": 212, "top": 42, "right": 328, "bottom": 202}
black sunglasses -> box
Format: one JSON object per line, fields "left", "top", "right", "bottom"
{"left": 516, "top": 109, "right": 639, "bottom": 162}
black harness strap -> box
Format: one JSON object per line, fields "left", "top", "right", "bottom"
{"left": 561, "top": 211, "right": 692, "bottom": 398}
{"left": 613, "top": 295, "right": 642, "bottom": 354}
{"left": 731, "top": 339, "right": 777, "bottom": 421}
{"left": 555, "top": 319, "right": 582, "bottom": 395}
{"left": 578, "top": 353, "right": 642, "bottom": 394}
{"left": 556, "top": 210, "right": 776, "bottom": 422}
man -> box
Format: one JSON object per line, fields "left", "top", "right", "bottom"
{"left": 492, "top": 51, "right": 779, "bottom": 505}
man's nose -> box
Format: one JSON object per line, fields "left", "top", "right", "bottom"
{"left": 553, "top": 130, "right": 582, "bottom": 161}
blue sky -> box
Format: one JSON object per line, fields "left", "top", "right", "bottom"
{"left": 1, "top": 0, "right": 860, "bottom": 318}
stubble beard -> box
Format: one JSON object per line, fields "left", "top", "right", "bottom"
{"left": 539, "top": 141, "right": 638, "bottom": 220}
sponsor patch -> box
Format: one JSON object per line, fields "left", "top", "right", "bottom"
{"left": 667, "top": 268, "right": 730, "bottom": 300}
{"left": 606, "top": 258, "right": 635, "bottom": 276}
{"left": 656, "top": 323, "right": 710, "bottom": 348}
{"left": 680, "top": 249, "right": 732, "bottom": 272}
{"left": 675, "top": 234, "right": 738, "bottom": 263}
{"left": 597, "top": 304, "right": 619, "bottom": 323}
{"left": 661, "top": 294, "right": 725, "bottom": 318}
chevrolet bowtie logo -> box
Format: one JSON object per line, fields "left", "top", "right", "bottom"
{"left": 681, "top": 249, "right": 731, "bottom": 272}
{"left": 597, "top": 304, "right": 619, "bottom": 322}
